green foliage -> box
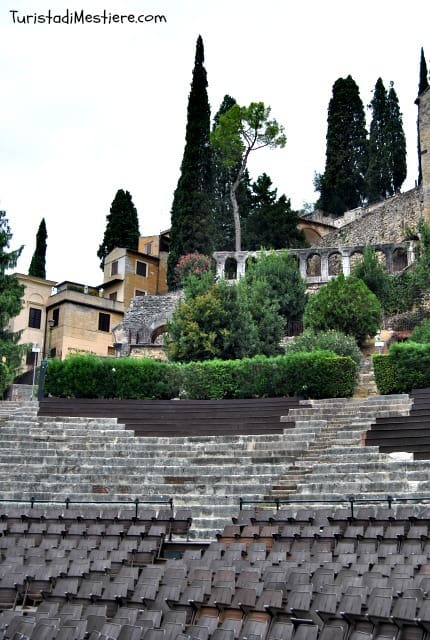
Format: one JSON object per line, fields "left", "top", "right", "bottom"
{"left": 43, "top": 352, "right": 357, "bottom": 400}
{"left": 0, "top": 211, "right": 26, "bottom": 391}
{"left": 211, "top": 101, "right": 286, "bottom": 251}
{"left": 303, "top": 274, "right": 381, "bottom": 346}
{"left": 365, "top": 79, "right": 407, "bottom": 202}
{"left": 372, "top": 354, "right": 401, "bottom": 394}
{"left": 316, "top": 75, "right": 368, "bottom": 216}
{"left": 178, "top": 352, "right": 357, "bottom": 400}
{"left": 45, "top": 355, "right": 180, "bottom": 399}
{"left": 97, "top": 189, "right": 140, "bottom": 269}
{"left": 419, "top": 47, "right": 429, "bottom": 95}
{"left": 242, "top": 174, "right": 307, "bottom": 250}
{"left": 352, "top": 246, "right": 392, "bottom": 306}
{"left": 284, "top": 330, "right": 362, "bottom": 365}
{"left": 0, "top": 361, "right": 9, "bottom": 397}
{"left": 374, "top": 342, "right": 430, "bottom": 394}
{"left": 167, "top": 36, "right": 214, "bottom": 288}
{"left": 244, "top": 250, "right": 307, "bottom": 326}
{"left": 411, "top": 319, "right": 430, "bottom": 343}
{"left": 28, "top": 218, "right": 47, "bottom": 279}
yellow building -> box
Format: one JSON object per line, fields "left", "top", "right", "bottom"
{"left": 10, "top": 232, "right": 169, "bottom": 367}
{"left": 8, "top": 273, "right": 58, "bottom": 366}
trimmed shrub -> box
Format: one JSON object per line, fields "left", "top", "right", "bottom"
{"left": 0, "top": 361, "right": 9, "bottom": 396}
{"left": 44, "top": 352, "right": 357, "bottom": 400}
{"left": 410, "top": 318, "right": 430, "bottom": 343}
{"left": 303, "top": 274, "right": 381, "bottom": 346}
{"left": 284, "top": 330, "right": 362, "bottom": 365}
{"left": 45, "top": 355, "right": 180, "bottom": 399}
{"left": 372, "top": 354, "right": 401, "bottom": 394}
{"left": 373, "top": 342, "right": 430, "bottom": 393}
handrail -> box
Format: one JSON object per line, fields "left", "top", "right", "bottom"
{"left": 239, "top": 494, "right": 430, "bottom": 520}
{"left": 0, "top": 496, "right": 174, "bottom": 520}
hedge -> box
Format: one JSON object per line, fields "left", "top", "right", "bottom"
{"left": 373, "top": 342, "right": 430, "bottom": 394}
{"left": 45, "top": 351, "right": 358, "bottom": 400}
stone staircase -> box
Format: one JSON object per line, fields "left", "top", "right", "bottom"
{"left": 269, "top": 394, "right": 430, "bottom": 503}
{"left": 1, "top": 393, "right": 428, "bottom": 540}
{"left": 353, "top": 356, "right": 379, "bottom": 397}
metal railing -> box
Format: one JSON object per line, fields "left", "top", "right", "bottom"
{"left": 0, "top": 496, "right": 174, "bottom": 520}
{"left": 239, "top": 494, "right": 430, "bottom": 520}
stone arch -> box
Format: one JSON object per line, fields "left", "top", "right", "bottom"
{"left": 392, "top": 247, "right": 408, "bottom": 272}
{"left": 28, "top": 292, "right": 44, "bottom": 305}
{"left": 375, "top": 250, "right": 387, "bottom": 267}
{"left": 306, "top": 253, "right": 321, "bottom": 277}
{"left": 328, "top": 251, "right": 343, "bottom": 276}
{"left": 349, "top": 250, "right": 364, "bottom": 271}
{"left": 301, "top": 226, "right": 322, "bottom": 244}
{"left": 225, "top": 257, "right": 238, "bottom": 280}
{"left": 151, "top": 325, "right": 168, "bottom": 345}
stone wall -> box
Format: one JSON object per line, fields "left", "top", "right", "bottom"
{"left": 315, "top": 187, "right": 424, "bottom": 247}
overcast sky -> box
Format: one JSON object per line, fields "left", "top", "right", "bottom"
{"left": 1, "top": 0, "right": 429, "bottom": 285}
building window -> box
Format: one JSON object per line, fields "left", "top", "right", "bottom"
{"left": 52, "top": 308, "right": 60, "bottom": 327}
{"left": 135, "top": 289, "right": 146, "bottom": 297}
{"left": 50, "top": 347, "right": 57, "bottom": 358}
{"left": 26, "top": 350, "right": 37, "bottom": 365}
{"left": 145, "top": 243, "right": 152, "bottom": 255}
{"left": 28, "top": 307, "right": 42, "bottom": 329}
{"left": 111, "top": 260, "right": 118, "bottom": 276}
{"left": 98, "top": 313, "right": 110, "bottom": 332}
{"left": 136, "top": 261, "right": 147, "bottom": 277}
{"left": 109, "top": 292, "right": 117, "bottom": 301}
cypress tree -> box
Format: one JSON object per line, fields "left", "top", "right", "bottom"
{"left": 167, "top": 36, "right": 214, "bottom": 288}
{"left": 28, "top": 218, "right": 47, "bottom": 279}
{"left": 365, "top": 78, "right": 391, "bottom": 202}
{"left": 417, "top": 48, "right": 429, "bottom": 186}
{"left": 316, "top": 75, "right": 368, "bottom": 216}
{"left": 387, "top": 83, "right": 407, "bottom": 193}
{"left": 419, "top": 47, "right": 429, "bottom": 95}
{"left": 97, "top": 189, "right": 140, "bottom": 270}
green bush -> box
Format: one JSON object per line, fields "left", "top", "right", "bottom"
{"left": 410, "top": 318, "right": 430, "bottom": 343}
{"left": 373, "top": 342, "right": 430, "bottom": 393}
{"left": 44, "top": 352, "right": 357, "bottom": 400}
{"left": 284, "top": 330, "right": 362, "bottom": 365}
{"left": 303, "top": 274, "right": 381, "bottom": 346}
{"left": 0, "top": 361, "right": 9, "bottom": 396}
{"left": 372, "top": 354, "right": 401, "bottom": 394}
{"left": 45, "top": 355, "right": 180, "bottom": 399}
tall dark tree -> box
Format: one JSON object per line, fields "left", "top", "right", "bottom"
{"left": 97, "top": 189, "right": 140, "bottom": 270}
{"left": 167, "top": 36, "right": 214, "bottom": 288}
{"left": 28, "top": 218, "right": 47, "bottom": 279}
{"left": 365, "top": 78, "right": 391, "bottom": 202}
{"left": 419, "top": 47, "right": 429, "bottom": 95}
{"left": 387, "top": 83, "right": 407, "bottom": 193}
{"left": 417, "top": 48, "right": 429, "bottom": 186}
{"left": 212, "top": 95, "right": 253, "bottom": 251}
{"left": 315, "top": 75, "right": 368, "bottom": 216}
{"left": 0, "top": 211, "right": 26, "bottom": 392}
{"left": 366, "top": 78, "right": 406, "bottom": 201}
{"left": 243, "top": 173, "right": 307, "bottom": 250}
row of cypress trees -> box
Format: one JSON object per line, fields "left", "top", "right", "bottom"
{"left": 315, "top": 75, "right": 408, "bottom": 217}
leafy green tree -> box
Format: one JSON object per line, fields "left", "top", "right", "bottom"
{"left": 315, "top": 76, "right": 368, "bottom": 216}
{"left": 352, "top": 246, "right": 392, "bottom": 304}
{"left": 387, "top": 83, "right": 407, "bottom": 194}
{"left": 167, "top": 36, "right": 214, "bottom": 288}
{"left": 244, "top": 250, "right": 307, "bottom": 328}
{"left": 284, "top": 330, "right": 362, "bottom": 365}
{"left": 303, "top": 274, "right": 381, "bottom": 346}
{"left": 97, "top": 189, "right": 140, "bottom": 269}
{"left": 212, "top": 95, "right": 253, "bottom": 251}
{"left": 211, "top": 102, "right": 286, "bottom": 251}
{"left": 411, "top": 318, "right": 430, "bottom": 343}
{"left": 243, "top": 173, "right": 307, "bottom": 250}
{"left": 28, "top": 218, "right": 47, "bottom": 279}
{"left": 0, "top": 211, "right": 26, "bottom": 393}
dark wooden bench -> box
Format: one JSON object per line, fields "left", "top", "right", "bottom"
{"left": 38, "top": 398, "right": 305, "bottom": 437}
